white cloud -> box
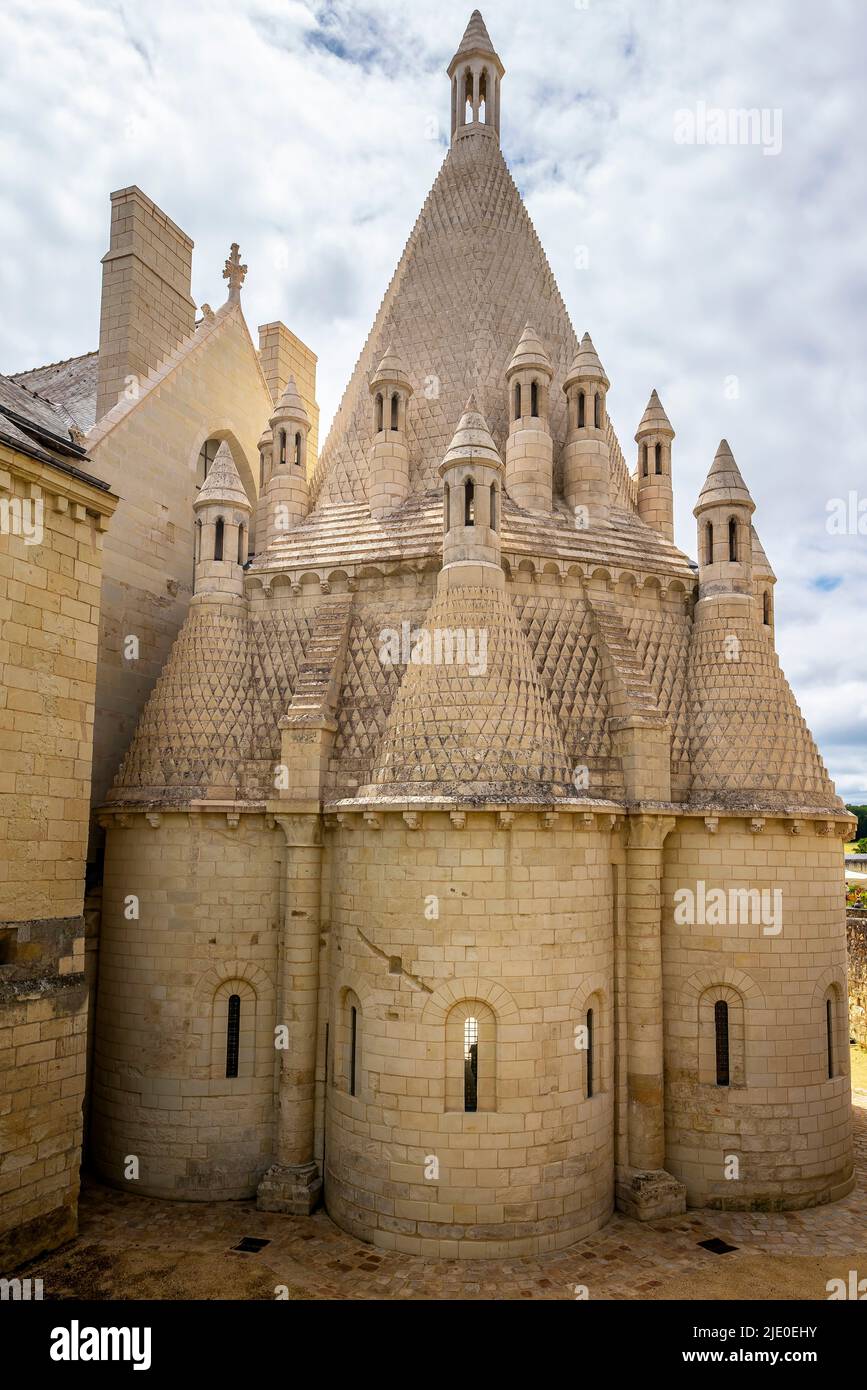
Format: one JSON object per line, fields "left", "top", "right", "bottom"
{"left": 1, "top": 0, "right": 864, "bottom": 794}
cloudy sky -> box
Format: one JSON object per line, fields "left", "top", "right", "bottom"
{"left": 1, "top": 0, "right": 865, "bottom": 797}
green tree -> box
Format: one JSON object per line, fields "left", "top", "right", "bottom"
{"left": 846, "top": 805, "right": 867, "bottom": 840}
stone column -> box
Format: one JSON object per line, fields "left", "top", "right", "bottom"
{"left": 256, "top": 810, "right": 324, "bottom": 1214}
{"left": 616, "top": 811, "right": 687, "bottom": 1221}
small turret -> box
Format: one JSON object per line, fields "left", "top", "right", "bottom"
{"left": 562, "top": 333, "right": 611, "bottom": 525}
{"left": 504, "top": 325, "right": 553, "bottom": 513}
{"left": 263, "top": 376, "right": 310, "bottom": 546}
{"left": 438, "top": 395, "right": 504, "bottom": 591}
{"left": 635, "top": 389, "right": 675, "bottom": 541}
{"left": 368, "top": 347, "right": 413, "bottom": 517}
{"left": 751, "top": 524, "right": 776, "bottom": 636}
{"left": 448, "top": 10, "right": 504, "bottom": 145}
{"left": 693, "top": 439, "right": 755, "bottom": 606}
{"left": 193, "top": 442, "right": 252, "bottom": 601}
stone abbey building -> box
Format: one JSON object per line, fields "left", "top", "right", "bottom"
{"left": 2, "top": 11, "right": 854, "bottom": 1264}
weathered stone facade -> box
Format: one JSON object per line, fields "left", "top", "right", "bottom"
{"left": 0, "top": 414, "right": 116, "bottom": 1269}
{"left": 83, "top": 11, "right": 855, "bottom": 1260}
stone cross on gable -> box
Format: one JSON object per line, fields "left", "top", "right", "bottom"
{"left": 223, "top": 242, "right": 248, "bottom": 301}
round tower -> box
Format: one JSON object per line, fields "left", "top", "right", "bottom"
{"left": 448, "top": 10, "right": 504, "bottom": 144}
{"left": 751, "top": 524, "right": 777, "bottom": 636}
{"left": 562, "top": 332, "right": 611, "bottom": 526}
{"left": 439, "top": 395, "right": 504, "bottom": 590}
{"left": 504, "top": 324, "right": 553, "bottom": 513}
{"left": 193, "top": 441, "right": 252, "bottom": 601}
{"left": 693, "top": 439, "right": 755, "bottom": 607}
{"left": 368, "top": 347, "right": 413, "bottom": 517}
{"left": 263, "top": 377, "right": 310, "bottom": 545}
{"left": 253, "top": 423, "right": 273, "bottom": 554}
{"left": 635, "top": 389, "right": 675, "bottom": 541}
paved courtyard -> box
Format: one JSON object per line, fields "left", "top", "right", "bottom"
{"left": 21, "top": 1080, "right": 867, "bottom": 1302}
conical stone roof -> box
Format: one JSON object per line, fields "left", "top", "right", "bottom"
{"left": 449, "top": 10, "right": 503, "bottom": 73}
{"left": 367, "top": 584, "right": 573, "bottom": 801}
{"left": 271, "top": 375, "right": 310, "bottom": 425}
{"left": 695, "top": 439, "right": 755, "bottom": 515}
{"left": 441, "top": 396, "right": 502, "bottom": 469}
{"left": 370, "top": 346, "right": 412, "bottom": 391}
{"left": 564, "top": 332, "right": 609, "bottom": 389}
{"left": 636, "top": 389, "right": 674, "bottom": 439}
{"left": 195, "top": 441, "right": 251, "bottom": 510}
{"left": 308, "top": 131, "right": 635, "bottom": 507}
{"left": 507, "top": 324, "right": 552, "bottom": 377}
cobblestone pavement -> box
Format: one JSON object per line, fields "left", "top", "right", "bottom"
{"left": 24, "top": 1091, "right": 867, "bottom": 1301}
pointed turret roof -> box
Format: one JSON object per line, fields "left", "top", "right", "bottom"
{"left": 194, "top": 441, "right": 251, "bottom": 511}
{"left": 694, "top": 439, "right": 755, "bottom": 515}
{"left": 440, "top": 396, "right": 502, "bottom": 470}
{"left": 271, "top": 375, "right": 310, "bottom": 426}
{"left": 370, "top": 346, "right": 412, "bottom": 391}
{"left": 564, "top": 332, "right": 610, "bottom": 390}
{"left": 635, "top": 389, "right": 674, "bottom": 439}
{"left": 506, "top": 324, "right": 552, "bottom": 377}
{"left": 448, "top": 10, "right": 503, "bottom": 75}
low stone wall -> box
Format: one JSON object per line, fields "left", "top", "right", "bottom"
{"left": 848, "top": 911, "right": 867, "bottom": 1047}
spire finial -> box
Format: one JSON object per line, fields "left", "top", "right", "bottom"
{"left": 222, "top": 243, "right": 247, "bottom": 303}
{"left": 448, "top": 11, "right": 504, "bottom": 145}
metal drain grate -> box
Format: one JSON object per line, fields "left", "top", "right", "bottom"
{"left": 697, "top": 1237, "right": 738, "bottom": 1255}
{"left": 232, "top": 1236, "right": 271, "bottom": 1254}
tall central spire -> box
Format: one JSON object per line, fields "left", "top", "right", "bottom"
{"left": 448, "top": 10, "right": 504, "bottom": 144}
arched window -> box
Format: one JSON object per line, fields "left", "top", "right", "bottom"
{"left": 390, "top": 392, "right": 399, "bottom": 431}
{"left": 826, "top": 996, "right": 834, "bottom": 1079}
{"left": 464, "top": 68, "right": 473, "bottom": 124}
{"left": 374, "top": 393, "right": 383, "bottom": 433}
{"left": 464, "top": 477, "right": 475, "bottom": 526}
{"left": 237, "top": 523, "right": 245, "bottom": 565}
{"left": 225, "top": 994, "right": 241, "bottom": 1078}
{"left": 443, "top": 483, "right": 450, "bottom": 533}
{"left": 586, "top": 1007, "right": 595, "bottom": 1098}
{"left": 642, "top": 443, "right": 648, "bottom": 477}
{"left": 655, "top": 442, "right": 662, "bottom": 474}
{"left": 763, "top": 590, "right": 771, "bottom": 625}
{"left": 490, "top": 483, "right": 498, "bottom": 533}
{"left": 463, "top": 1015, "right": 479, "bottom": 1112}
{"left": 594, "top": 393, "right": 602, "bottom": 428}
{"left": 714, "top": 1000, "right": 730, "bottom": 1086}
{"left": 513, "top": 382, "right": 521, "bottom": 421}
{"left": 530, "top": 380, "right": 539, "bottom": 418}
{"left": 338, "top": 989, "right": 362, "bottom": 1096}
{"left": 445, "top": 1000, "right": 496, "bottom": 1112}
{"left": 259, "top": 450, "right": 265, "bottom": 489}
{"left": 705, "top": 521, "right": 714, "bottom": 567}
{"left": 350, "top": 1005, "right": 359, "bottom": 1096}
{"left": 214, "top": 517, "right": 224, "bottom": 562}
{"left": 293, "top": 431, "right": 301, "bottom": 467}
{"left": 478, "top": 67, "right": 487, "bottom": 124}
{"left": 577, "top": 391, "right": 585, "bottom": 428}
{"left": 728, "top": 516, "right": 738, "bottom": 562}
{"left": 195, "top": 517, "right": 202, "bottom": 563}
{"left": 279, "top": 429, "right": 287, "bottom": 467}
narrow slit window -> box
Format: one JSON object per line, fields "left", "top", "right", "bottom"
{"left": 490, "top": 483, "right": 498, "bottom": 533}
{"left": 464, "top": 69, "right": 473, "bottom": 124}
{"left": 279, "top": 429, "right": 286, "bottom": 467}
{"left": 479, "top": 68, "right": 487, "bottom": 124}
{"left": 294, "top": 431, "right": 302, "bottom": 467}
{"left": 226, "top": 994, "right": 241, "bottom": 1078}
{"left": 375, "top": 393, "right": 383, "bottom": 433}
{"left": 826, "top": 997, "right": 834, "bottom": 1079}
{"left": 237, "top": 524, "right": 245, "bottom": 564}
{"left": 391, "top": 392, "right": 399, "bottom": 431}
{"left": 577, "top": 391, "right": 585, "bottom": 428}
{"left": 655, "top": 442, "right": 662, "bottom": 474}
{"left": 214, "top": 516, "right": 224, "bottom": 562}
{"left": 594, "top": 393, "right": 602, "bottom": 428}
{"left": 514, "top": 381, "right": 521, "bottom": 421}
{"left": 705, "top": 521, "right": 714, "bottom": 567}
{"left": 530, "top": 380, "right": 539, "bottom": 417}
{"left": 443, "top": 483, "right": 450, "bottom": 532}
{"left": 350, "top": 1005, "right": 358, "bottom": 1096}
{"left": 195, "top": 518, "right": 202, "bottom": 563}
{"left": 586, "top": 1007, "right": 594, "bottom": 1098}
{"left": 464, "top": 477, "right": 475, "bottom": 526}
{"left": 728, "top": 516, "right": 738, "bottom": 562}
{"left": 464, "top": 1015, "right": 479, "bottom": 1112}
{"left": 763, "top": 590, "right": 771, "bottom": 625}
{"left": 714, "top": 1000, "right": 730, "bottom": 1087}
